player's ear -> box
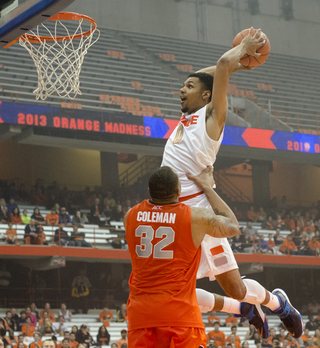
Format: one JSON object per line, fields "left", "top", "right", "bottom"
{"left": 202, "top": 89, "right": 211, "bottom": 101}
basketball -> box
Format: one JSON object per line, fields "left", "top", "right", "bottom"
{"left": 232, "top": 28, "right": 270, "bottom": 67}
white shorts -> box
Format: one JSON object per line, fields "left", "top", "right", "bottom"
{"left": 184, "top": 193, "right": 238, "bottom": 281}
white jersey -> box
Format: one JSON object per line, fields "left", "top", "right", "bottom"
{"left": 161, "top": 105, "right": 224, "bottom": 198}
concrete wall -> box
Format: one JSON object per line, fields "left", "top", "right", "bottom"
{"left": 66, "top": 0, "right": 320, "bottom": 59}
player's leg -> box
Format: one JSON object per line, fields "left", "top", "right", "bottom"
{"left": 215, "top": 269, "right": 303, "bottom": 338}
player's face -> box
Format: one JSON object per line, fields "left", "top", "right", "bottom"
{"left": 180, "top": 77, "right": 207, "bottom": 115}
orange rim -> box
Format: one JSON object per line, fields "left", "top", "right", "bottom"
{"left": 20, "top": 11, "right": 97, "bottom": 43}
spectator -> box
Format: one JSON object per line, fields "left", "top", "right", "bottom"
{"left": 275, "top": 215, "right": 285, "bottom": 230}
{"left": 247, "top": 206, "right": 258, "bottom": 222}
{"left": 72, "top": 211, "right": 83, "bottom": 226}
{"left": 242, "top": 342, "right": 249, "bottom": 348}
{"left": 38, "top": 312, "right": 52, "bottom": 327}
{"left": 58, "top": 303, "right": 71, "bottom": 323}
{"left": 99, "top": 307, "right": 113, "bottom": 325}
{"left": 46, "top": 208, "right": 59, "bottom": 227}
{"left": 244, "top": 222, "right": 255, "bottom": 239}
{"left": 24, "top": 219, "right": 42, "bottom": 245}
{"left": 40, "top": 304, "right": 56, "bottom": 322}
{"left": 245, "top": 324, "right": 257, "bottom": 340}
{"left": 39, "top": 318, "right": 54, "bottom": 336}
{"left": 69, "top": 333, "right": 78, "bottom": 348}
{"left": 305, "top": 227, "right": 315, "bottom": 241}
{"left": 25, "top": 307, "right": 37, "bottom": 327}
{"left": 54, "top": 223, "right": 75, "bottom": 247}
{"left": 13, "top": 335, "right": 26, "bottom": 348}
{"left": 17, "top": 311, "right": 27, "bottom": 331}
{"left": 242, "top": 233, "right": 253, "bottom": 253}
{"left": 207, "top": 340, "right": 216, "bottom": 348}
{"left": 71, "top": 326, "right": 78, "bottom": 335}
{"left": 207, "top": 322, "right": 225, "bottom": 346}
{"left": 110, "top": 344, "right": 117, "bottom": 348}
{"left": 271, "top": 337, "right": 281, "bottom": 348}
{"left": 259, "top": 235, "right": 270, "bottom": 254}
{"left": 11, "top": 207, "right": 22, "bottom": 225}
{"left": 111, "top": 205, "right": 124, "bottom": 222}
{"left": 71, "top": 270, "right": 91, "bottom": 314}
{"left": 6, "top": 198, "right": 18, "bottom": 214}
{"left": 314, "top": 329, "right": 320, "bottom": 346}
{"left": 233, "top": 206, "right": 243, "bottom": 221}
{"left": 30, "top": 303, "right": 39, "bottom": 320}
{"left": 31, "top": 208, "right": 46, "bottom": 225}
{"left": 231, "top": 234, "right": 243, "bottom": 253}
{"left": 306, "top": 337, "right": 317, "bottom": 348}
{"left": 21, "top": 210, "right": 31, "bottom": 225}
{"left": 257, "top": 207, "right": 267, "bottom": 222}
{"left": 261, "top": 338, "right": 272, "bottom": 348}
{"left": 75, "top": 325, "right": 91, "bottom": 346}
{"left": 21, "top": 317, "right": 35, "bottom": 337}
{"left": 5, "top": 329, "right": 18, "bottom": 347}
{"left": 29, "top": 333, "right": 43, "bottom": 348}
{"left": 5, "top": 223, "right": 17, "bottom": 244}
{"left": 116, "top": 304, "right": 127, "bottom": 322}
{"left": 11, "top": 308, "right": 19, "bottom": 323}
{"left": 290, "top": 215, "right": 302, "bottom": 231}
{"left": 71, "top": 226, "right": 91, "bottom": 248}
{"left": 273, "top": 228, "right": 284, "bottom": 247}
{"left": 316, "top": 312, "right": 320, "bottom": 326}
{"left": 225, "top": 314, "right": 238, "bottom": 327}
{"left": 306, "top": 315, "right": 319, "bottom": 331}
{"left": 96, "top": 326, "right": 110, "bottom": 346}
{"left": 207, "top": 311, "right": 221, "bottom": 327}
{"left": 226, "top": 326, "right": 241, "bottom": 344}
{"left": 0, "top": 206, "right": 11, "bottom": 223}
{"left": 4, "top": 311, "right": 16, "bottom": 331}
{"left": 59, "top": 208, "right": 72, "bottom": 226}
{"left": 90, "top": 198, "right": 104, "bottom": 225}
{"left": 116, "top": 330, "right": 127, "bottom": 348}
{"left": 267, "top": 234, "right": 276, "bottom": 254}
{"left": 267, "top": 328, "right": 277, "bottom": 344}
{"left": 308, "top": 237, "right": 320, "bottom": 256}
{"left": 81, "top": 213, "right": 89, "bottom": 225}
{"left": 263, "top": 216, "right": 276, "bottom": 230}
{"left": 280, "top": 235, "right": 298, "bottom": 255}
{"left": 107, "top": 237, "right": 124, "bottom": 249}
{"left": 59, "top": 339, "right": 69, "bottom": 348}
{"left": 301, "top": 329, "right": 311, "bottom": 346}
{"left": 229, "top": 334, "right": 241, "bottom": 348}
{"left": 52, "top": 316, "right": 68, "bottom": 336}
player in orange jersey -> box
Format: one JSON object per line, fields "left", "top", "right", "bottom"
{"left": 125, "top": 166, "right": 240, "bottom": 348}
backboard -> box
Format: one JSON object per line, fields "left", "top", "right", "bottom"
{"left": 0, "top": 0, "right": 76, "bottom": 49}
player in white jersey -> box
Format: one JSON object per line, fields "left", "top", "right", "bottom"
{"left": 161, "top": 27, "right": 303, "bottom": 339}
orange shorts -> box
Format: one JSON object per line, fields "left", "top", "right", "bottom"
{"left": 128, "top": 326, "right": 207, "bottom": 348}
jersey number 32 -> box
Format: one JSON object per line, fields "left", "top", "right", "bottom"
{"left": 135, "top": 225, "right": 175, "bottom": 259}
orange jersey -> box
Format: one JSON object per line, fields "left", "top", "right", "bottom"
{"left": 207, "top": 330, "right": 225, "bottom": 346}
{"left": 99, "top": 311, "right": 114, "bottom": 321}
{"left": 126, "top": 199, "right": 203, "bottom": 331}
{"left": 226, "top": 335, "right": 241, "bottom": 344}
{"left": 225, "top": 317, "right": 238, "bottom": 325}
{"left": 208, "top": 315, "right": 221, "bottom": 326}
{"left": 45, "top": 213, "right": 59, "bottom": 226}
{"left": 6, "top": 229, "right": 17, "bottom": 240}
{"left": 22, "top": 325, "right": 35, "bottom": 337}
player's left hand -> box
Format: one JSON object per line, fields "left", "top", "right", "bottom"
{"left": 186, "top": 166, "right": 215, "bottom": 190}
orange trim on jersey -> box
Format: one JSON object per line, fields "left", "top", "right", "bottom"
{"left": 179, "top": 191, "right": 204, "bottom": 202}
{"left": 210, "top": 245, "right": 224, "bottom": 256}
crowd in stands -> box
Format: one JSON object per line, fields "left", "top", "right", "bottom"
{"left": 0, "top": 302, "right": 130, "bottom": 348}
{"left": 1, "top": 303, "right": 320, "bottom": 348}
{"left": 1, "top": 178, "right": 320, "bottom": 255}
{"left": 230, "top": 197, "right": 320, "bottom": 256}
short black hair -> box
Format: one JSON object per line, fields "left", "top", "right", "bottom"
{"left": 149, "top": 166, "right": 179, "bottom": 200}
{"left": 188, "top": 72, "right": 213, "bottom": 101}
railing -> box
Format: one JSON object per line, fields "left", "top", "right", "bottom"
{"left": 215, "top": 171, "right": 252, "bottom": 203}
{"left": 119, "top": 155, "right": 161, "bottom": 187}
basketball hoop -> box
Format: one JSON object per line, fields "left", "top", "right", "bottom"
{"left": 19, "top": 12, "right": 100, "bottom": 100}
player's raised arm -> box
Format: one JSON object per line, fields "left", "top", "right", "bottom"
{"left": 188, "top": 166, "right": 239, "bottom": 247}
{"left": 205, "top": 27, "right": 265, "bottom": 140}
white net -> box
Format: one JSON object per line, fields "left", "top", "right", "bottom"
{"left": 19, "top": 16, "right": 100, "bottom": 100}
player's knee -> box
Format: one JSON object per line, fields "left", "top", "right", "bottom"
{"left": 224, "top": 282, "right": 246, "bottom": 300}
